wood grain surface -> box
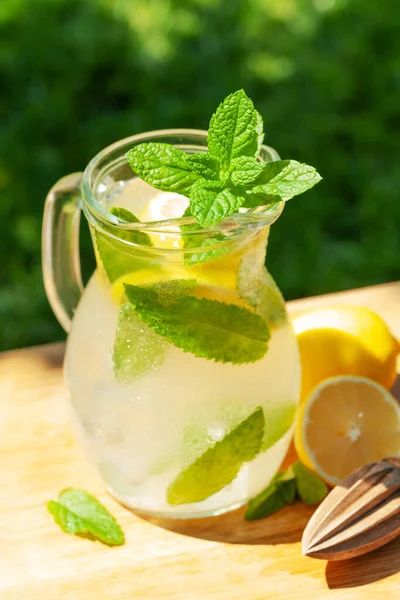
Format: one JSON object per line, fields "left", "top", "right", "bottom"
{"left": 1, "top": 282, "right": 400, "bottom": 599}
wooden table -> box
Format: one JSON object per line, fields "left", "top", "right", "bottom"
{"left": 1, "top": 282, "right": 400, "bottom": 599}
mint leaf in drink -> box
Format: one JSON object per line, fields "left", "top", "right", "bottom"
{"left": 167, "top": 407, "right": 265, "bottom": 505}
{"left": 208, "top": 89, "right": 259, "bottom": 169}
{"left": 238, "top": 254, "right": 287, "bottom": 327}
{"left": 245, "top": 469, "right": 296, "bottom": 521}
{"left": 95, "top": 232, "right": 146, "bottom": 283}
{"left": 124, "top": 279, "right": 270, "bottom": 363}
{"left": 184, "top": 235, "right": 229, "bottom": 266}
{"left": 110, "top": 206, "right": 140, "bottom": 223}
{"left": 186, "top": 152, "right": 220, "bottom": 180}
{"left": 48, "top": 489, "right": 124, "bottom": 546}
{"left": 126, "top": 143, "right": 201, "bottom": 194}
{"left": 113, "top": 304, "right": 166, "bottom": 383}
{"left": 109, "top": 206, "right": 152, "bottom": 246}
{"left": 190, "top": 179, "right": 244, "bottom": 227}
{"left": 261, "top": 402, "right": 297, "bottom": 451}
{"left": 244, "top": 160, "right": 322, "bottom": 206}
{"left": 292, "top": 461, "right": 328, "bottom": 505}
{"left": 95, "top": 205, "right": 152, "bottom": 283}
{"left": 230, "top": 156, "right": 263, "bottom": 186}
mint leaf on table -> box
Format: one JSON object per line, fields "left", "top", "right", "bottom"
{"left": 189, "top": 180, "right": 244, "bottom": 227}
{"left": 245, "top": 470, "right": 296, "bottom": 521}
{"left": 48, "top": 489, "right": 124, "bottom": 546}
{"left": 126, "top": 143, "right": 201, "bottom": 194}
{"left": 245, "top": 461, "right": 328, "bottom": 521}
{"left": 230, "top": 156, "right": 263, "bottom": 186}
{"left": 167, "top": 407, "right": 265, "bottom": 505}
{"left": 292, "top": 461, "right": 328, "bottom": 505}
{"left": 243, "top": 160, "right": 322, "bottom": 207}
{"left": 113, "top": 304, "right": 166, "bottom": 382}
{"left": 208, "top": 89, "right": 259, "bottom": 169}
{"left": 124, "top": 279, "right": 270, "bottom": 363}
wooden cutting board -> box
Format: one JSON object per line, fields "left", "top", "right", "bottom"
{"left": 1, "top": 282, "right": 400, "bottom": 599}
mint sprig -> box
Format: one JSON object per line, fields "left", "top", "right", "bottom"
{"left": 48, "top": 489, "right": 125, "bottom": 546}
{"left": 124, "top": 279, "right": 270, "bottom": 363}
{"left": 125, "top": 89, "right": 322, "bottom": 227}
{"left": 245, "top": 461, "right": 328, "bottom": 521}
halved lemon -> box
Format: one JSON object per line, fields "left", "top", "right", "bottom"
{"left": 293, "top": 306, "right": 400, "bottom": 398}
{"left": 294, "top": 375, "right": 400, "bottom": 485}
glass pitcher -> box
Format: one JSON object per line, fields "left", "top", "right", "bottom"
{"left": 42, "top": 130, "right": 300, "bottom": 518}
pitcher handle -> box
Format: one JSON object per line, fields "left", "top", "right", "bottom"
{"left": 42, "top": 173, "right": 84, "bottom": 333}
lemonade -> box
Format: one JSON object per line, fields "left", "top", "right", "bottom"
{"left": 44, "top": 91, "right": 321, "bottom": 518}
{"left": 64, "top": 177, "right": 301, "bottom": 517}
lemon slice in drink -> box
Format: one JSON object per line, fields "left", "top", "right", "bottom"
{"left": 139, "top": 191, "right": 189, "bottom": 249}
{"left": 294, "top": 375, "right": 400, "bottom": 485}
{"left": 111, "top": 266, "right": 192, "bottom": 303}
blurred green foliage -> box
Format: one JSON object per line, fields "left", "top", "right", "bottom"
{"left": 1, "top": 0, "right": 399, "bottom": 350}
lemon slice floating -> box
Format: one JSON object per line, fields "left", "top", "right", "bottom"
{"left": 294, "top": 375, "right": 400, "bottom": 485}
{"left": 111, "top": 266, "right": 192, "bottom": 303}
{"left": 293, "top": 306, "right": 400, "bottom": 398}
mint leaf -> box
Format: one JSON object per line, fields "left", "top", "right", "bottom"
{"left": 279, "top": 478, "right": 297, "bottom": 505}
{"left": 292, "top": 461, "right": 328, "bottom": 505}
{"left": 245, "top": 462, "right": 328, "bottom": 521}
{"left": 126, "top": 143, "right": 201, "bottom": 194}
{"left": 109, "top": 206, "right": 152, "bottom": 246}
{"left": 208, "top": 89, "right": 258, "bottom": 169}
{"left": 255, "top": 110, "right": 264, "bottom": 156}
{"left": 181, "top": 205, "right": 230, "bottom": 265}
{"left": 95, "top": 206, "right": 152, "bottom": 283}
{"left": 184, "top": 236, "right": 229, "bottom": 266}
{"left": 110, "top": 206, "right": 140, "bottom": 223}
{"left": 238, "top": 262, "right": 287, "bottom": 327}
{"left": 167, "top": 407, "right": 265, "bottom": 505}
{"left": 261, "top": 402, "right": 297, "bottom": 451}
{"left": 186, "top": 152, "right": 220, "bottom": 180}
{"left": 113, "top": 304, "right": 166, "bottom": 382}
{"left": 230, "top": 156, "right": 263, "bottom": 185}
{"left": 245, "top": 470, "right": 296, "bottom": 521}
{"left": 124, "top": 279, "right": 270, "bottom": 363}
{"left": 244, "top": 159, "right": 322, "bottom": 205}
{"left": 190, "top": 179, "right": 244, "bottom": 227}
{"left": 48, "top": 489, "right": 124, "bottom": 546}
{"left": 95, "top": 232, "right": 149, "bottom": 283}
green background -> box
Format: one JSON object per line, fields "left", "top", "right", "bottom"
{"left": 1, "top": 0, "right": 399, "bottom": 350}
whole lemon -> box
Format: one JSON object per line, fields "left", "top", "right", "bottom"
{"left": 292, "top": 306, "right": 400, "bottom": 399}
